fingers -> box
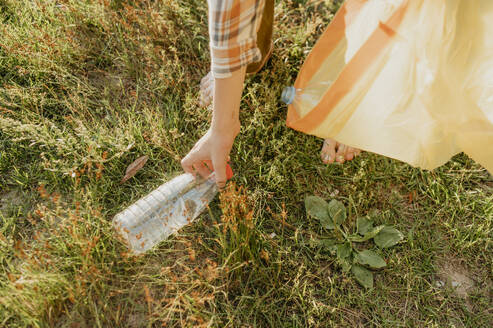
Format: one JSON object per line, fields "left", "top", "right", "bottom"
{"left": 202, "top": 160, "right": 214, "bottom": 172}
{"left": 182, "top": 149, "right": 214, "bottom": 180}
{"left": 181, "top": 147, "right": 204, "bottom": 177}
{"left": 321, "top": 139, "right": 336, "bottom": 164}
{"left": 181, "top": 153, "right": 196, "bottom": 176}
{"left": 211, "top": 155, "right": 227, "bottom": 189}
{"left": 193, "top": 162, "right": 212, "bottom": 179}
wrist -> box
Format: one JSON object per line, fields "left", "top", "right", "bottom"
{"left": 211, "top": 118, "right": 241, "bottom": 137}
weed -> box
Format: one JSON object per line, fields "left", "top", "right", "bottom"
{"left": 305, "top": 195, "right": 404, "bottom": 289}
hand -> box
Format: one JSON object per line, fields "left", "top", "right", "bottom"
{"left": 181, "top": 125, "right": 239, "bottom": 188}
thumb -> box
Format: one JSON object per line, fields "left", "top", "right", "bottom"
{"left": 211, "top": 155, "right": 227, "bottom": 189}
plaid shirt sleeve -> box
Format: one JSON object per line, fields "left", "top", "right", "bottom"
{"left": 208, "top": 0, "right": 265, "bottom": 79}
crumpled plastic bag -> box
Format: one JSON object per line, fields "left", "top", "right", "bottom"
{"left": 286, "top": 0, "right": 493, "bottom": 173}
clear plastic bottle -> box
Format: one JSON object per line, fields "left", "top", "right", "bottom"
{"left": 281, "top": 81, "right": 332, "bottom": 109}
{"left": 113, "top": 168, "right": 232, "bottom": 254}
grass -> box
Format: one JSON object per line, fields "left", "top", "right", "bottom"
{"left": 0, "top": 0, "right": 492, "bottom": 327}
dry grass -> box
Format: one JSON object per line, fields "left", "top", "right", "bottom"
{"left": 0, "top": 0, "right": 492, "bottom": 327}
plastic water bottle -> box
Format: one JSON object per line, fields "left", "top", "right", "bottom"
{"left": 113, "top": 166, "right": 232, "bottom": 254}
{"left": 281, "top": 81, "right": 332, "bottom": 109}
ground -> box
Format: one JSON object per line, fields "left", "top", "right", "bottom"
{"left": 0, "top": 0, "right": 492, "bottom": 327}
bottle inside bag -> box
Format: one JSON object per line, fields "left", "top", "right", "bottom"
{"left": 281, "top": 81, "right": 332, "bottom": 109}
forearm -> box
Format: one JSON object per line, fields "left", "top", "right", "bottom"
{"left": 210, "top": 65, "right": 246, "bottom": 135}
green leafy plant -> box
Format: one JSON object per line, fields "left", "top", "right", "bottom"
{"left": 305, "top": 196, "right": 404, "bottom": 289}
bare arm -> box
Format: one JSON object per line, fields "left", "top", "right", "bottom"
{"left": 181, "top": 66, "right": 246, "bottom": 187}
{"left": 211, "top": 66, "right": 246, "bottom": 138}
{"left": 181, "top": 0, "right": 263, "bottom": 187}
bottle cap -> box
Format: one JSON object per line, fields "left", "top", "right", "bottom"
{"left": 226, "top": 163, "right": 233, "bottom": 180}
{"left": 281, "top": 86, "right": 296, "bottom": 105}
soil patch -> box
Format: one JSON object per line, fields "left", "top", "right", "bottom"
{"left": 435, "top": 258, "right": 475, "bottom": 299}
{"left": 0, "top": 189, "right": 23, "bottom": 216}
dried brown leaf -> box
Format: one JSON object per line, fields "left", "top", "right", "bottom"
{"left": 121, "top": 155, "right": 148, "bottom": 183}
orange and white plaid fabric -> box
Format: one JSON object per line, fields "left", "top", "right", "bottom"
{"left": 207, "top": 0, "right": 265, "bottom": 78}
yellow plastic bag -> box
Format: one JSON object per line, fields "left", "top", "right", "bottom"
{"left": 286, "top": 0, "right": 493, "bottom": 173}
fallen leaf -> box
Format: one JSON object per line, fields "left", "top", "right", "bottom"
{"left": 121, "top": 155, "right": 148, "bottom": 183}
